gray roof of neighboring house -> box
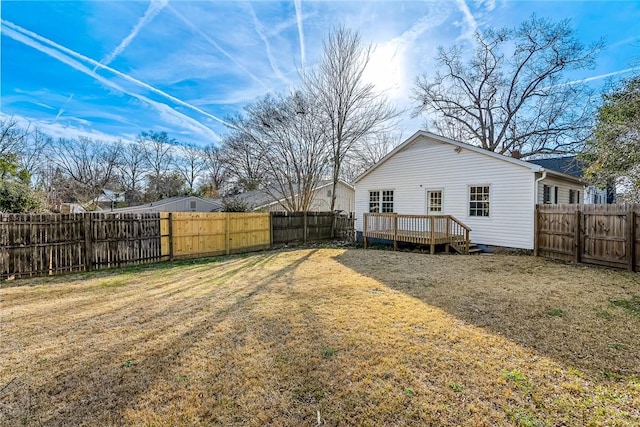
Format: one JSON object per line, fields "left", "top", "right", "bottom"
{"left": 527, "top": 156, "right": 585, "bottom": 178}
{"left": 227, "top": 180, "right": 352, "bottom": 210}
{"left": 111, "top": 196, "right": 223, "bottom": 213}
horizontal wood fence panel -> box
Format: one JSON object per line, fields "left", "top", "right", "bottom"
{"left": 535, "top": 204, "right": 640, "bottom": 271}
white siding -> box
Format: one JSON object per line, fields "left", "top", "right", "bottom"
{"left": 262, "top": 182, "right": 355, "bottom": 212}
{"left": 355, "top": 136, "right": 537, "bottom": 249}
{"left": 536, "top": 176, "right": 585, "bottom": 205}
{"left": 308, "top": 182, "right": 354, "bottom": 213}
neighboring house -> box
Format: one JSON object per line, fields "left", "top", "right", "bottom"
{"left": 226, "top": 180, "right": 355, "bottom": 213}
{"left": 94, "top": 189, "right": 126, "bottom": 210}
{"left": 354, "top": 131, "right": 588, "bottom": 250}
{"left": 110, "top": 196, "right": 223, "bottom": 213}
{"left": 527, "top": 157, "right": 613, "bottom": 204}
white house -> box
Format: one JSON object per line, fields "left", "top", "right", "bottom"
{"left": 354, "top": 131, "right": 586, "bottom": 249}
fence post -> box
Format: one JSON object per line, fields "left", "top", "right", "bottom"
{"left": 84, "top": 214, "right": 93, "bottom": 271}
{"left": 168, "top": 212, "right": 174, "bottom": 261}
{"left": 574, "top": 207, "right": 582, "bottom": 264}
{"left": 225, "top": 213, "right": 231, "bottom": 256}
{"left": 363, "top": 213, "right": 368, "bottom": 249}
{"left": 269, "top": 212, "right": 274, "bottom": 249}
{"left": 627, "top": 210, "right": 635, "bottom": 271}
{"left": 303, "top": 211, "right": 308, "bottom": 244}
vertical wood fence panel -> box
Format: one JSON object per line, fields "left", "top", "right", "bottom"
{"left": 169, "top": 212, "right": 271, "bottom": 259}
{"left": 270, "top": 212, "right": 353, "bottom": 244}
{"left": 535, "top": 204, "right": 640, "bottom": 271}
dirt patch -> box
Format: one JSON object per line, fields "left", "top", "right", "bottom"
{"left": 1, "top": 249, "right": 639, "bottom": 426}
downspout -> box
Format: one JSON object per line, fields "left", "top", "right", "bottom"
{"left": 534, "top": 170, "right": 547, "bottom": 206}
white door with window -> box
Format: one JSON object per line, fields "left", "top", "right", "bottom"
{"left": 426, "top": 190, "right": 443, "bottom": 214}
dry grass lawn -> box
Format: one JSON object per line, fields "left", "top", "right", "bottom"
{"left": 1, "top": 248, "right": 639, "bottom": 426}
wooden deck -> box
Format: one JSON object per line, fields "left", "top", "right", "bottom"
{"left": 363, "top": 213, "right": 471, "bottom": 254}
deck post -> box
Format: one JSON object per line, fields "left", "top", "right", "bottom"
{"left": 534, "top": 205, "right": 540, "bottom": 257}
{"left": 429, "top": 216, "right": 435, "bottom": 255}
{"left": 445, "top": 216, "right": 451, "bottom": 253}
{"left": 465, "top": 229, "right": 470, "bottom": 254}
{"left": 393, "top": 214, "right": 398, "bottom": 251}
{"left": 363, "top": 213, "right": 368, "bottom": 249}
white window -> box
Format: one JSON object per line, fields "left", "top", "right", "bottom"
{"left": 569, "top": 189, "right": 580, "bottom": 204}
{"left": 469, "top": 186, "right": 490, "bottom": 217}
{"left": 427, "top": 190, "right": 443, "bottom": 213}
{"left": 543, "top": 184, "right": 559, "bottom": 204}
{"left": 369, "top": 190, "right": 394, "bottom": 213}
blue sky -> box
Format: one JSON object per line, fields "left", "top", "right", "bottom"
{"left": 1, "top": 0, "right": 639, "bottom": 146}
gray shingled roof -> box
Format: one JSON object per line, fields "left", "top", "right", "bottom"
{"left": 527, "top": 156, "right": 585, "bottom": 178}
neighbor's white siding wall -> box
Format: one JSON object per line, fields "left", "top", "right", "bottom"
{"left": 263, "top": 182, "right": 355, "bottom": 212}
{"left": 308, "top": 182, "right": 355, "bottom": 212}
{"left": 355, "top": 136, "right": 537, "bottom": 249}
{"left": 536, "top": 175, "right": 585, "bottom": 204}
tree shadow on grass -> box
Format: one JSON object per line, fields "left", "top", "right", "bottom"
{"left": 0, "top": 250, "right": 319, "bottom": 426}
{"left": 333, "top": 249, "right": 640, "bottom": 381}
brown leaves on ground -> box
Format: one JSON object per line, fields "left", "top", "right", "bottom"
{"left": 1, "top": 249, "right": 639, "bottom": 426}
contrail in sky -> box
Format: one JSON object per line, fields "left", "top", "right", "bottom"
{"left": 95, "top": 0, "right": 168, "bottom": 70}
{"left": 544, "top": 67, "right": 640, "bottom": 90}
{"left": 246, "top": 2, "right": 289, "bottom": 85}
{"left": 1, "top": 19, "right": 234, "bottom": 130}
{"left": 294, "top": 0, "right": 306, "bottom": 71}
{"left": 2, "top": 23, "right": 222, "bottom": 141}
{"left": 167, "top": 4, "right": 273, "bottom": 93}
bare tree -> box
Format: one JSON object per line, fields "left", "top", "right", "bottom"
{"left": 201, "top": 144, "right": 228, "bottom": 197}
{"left": 219, "top": 121, "right": 268, "bottom": 192}
{"left": 174, "top": 144, "right": 207, "bottom": 195}
{"left": 115, "top": 140, "right": 147, "bottom": 204}
{"left": 0, "top": 117, "right": 27, "bottom": 157}
{"left": 51, "top": 137, "right": 121, "bottom": 209}
{"left": 139, "top": 130, "right": 179, "bottom": 201}
{"left": 342, "top": 131, "right": 402, "bottom": 182}
{"left": 303, "top": 27, "right": 398, "bottom": 214}
{"left": 139, "top": 130, "right": 176, "bottom": 179}
{"left": 224, "top": 92, "right": 329, "bottom": 211}
{"left": 19, "top": 127, "right": 52, "bottom": 187}
{"left": 413, "top": 15, "right": 603, "bottom": 157}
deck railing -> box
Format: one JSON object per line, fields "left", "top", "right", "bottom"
{"left": 362, "top": 213, "right": 471, "bottom": 254}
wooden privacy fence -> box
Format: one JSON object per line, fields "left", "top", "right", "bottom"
{"left": 1, "top": 211, "right": 354, "bottom": 280}
{"left": 535, "top": 204, "right": 640, "bottom": 271}
{"left": 165, "top": 212, "right": 271, "bottom": 259}
{"left": 271, "top": 211, "right": 355, "bottom": 244}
